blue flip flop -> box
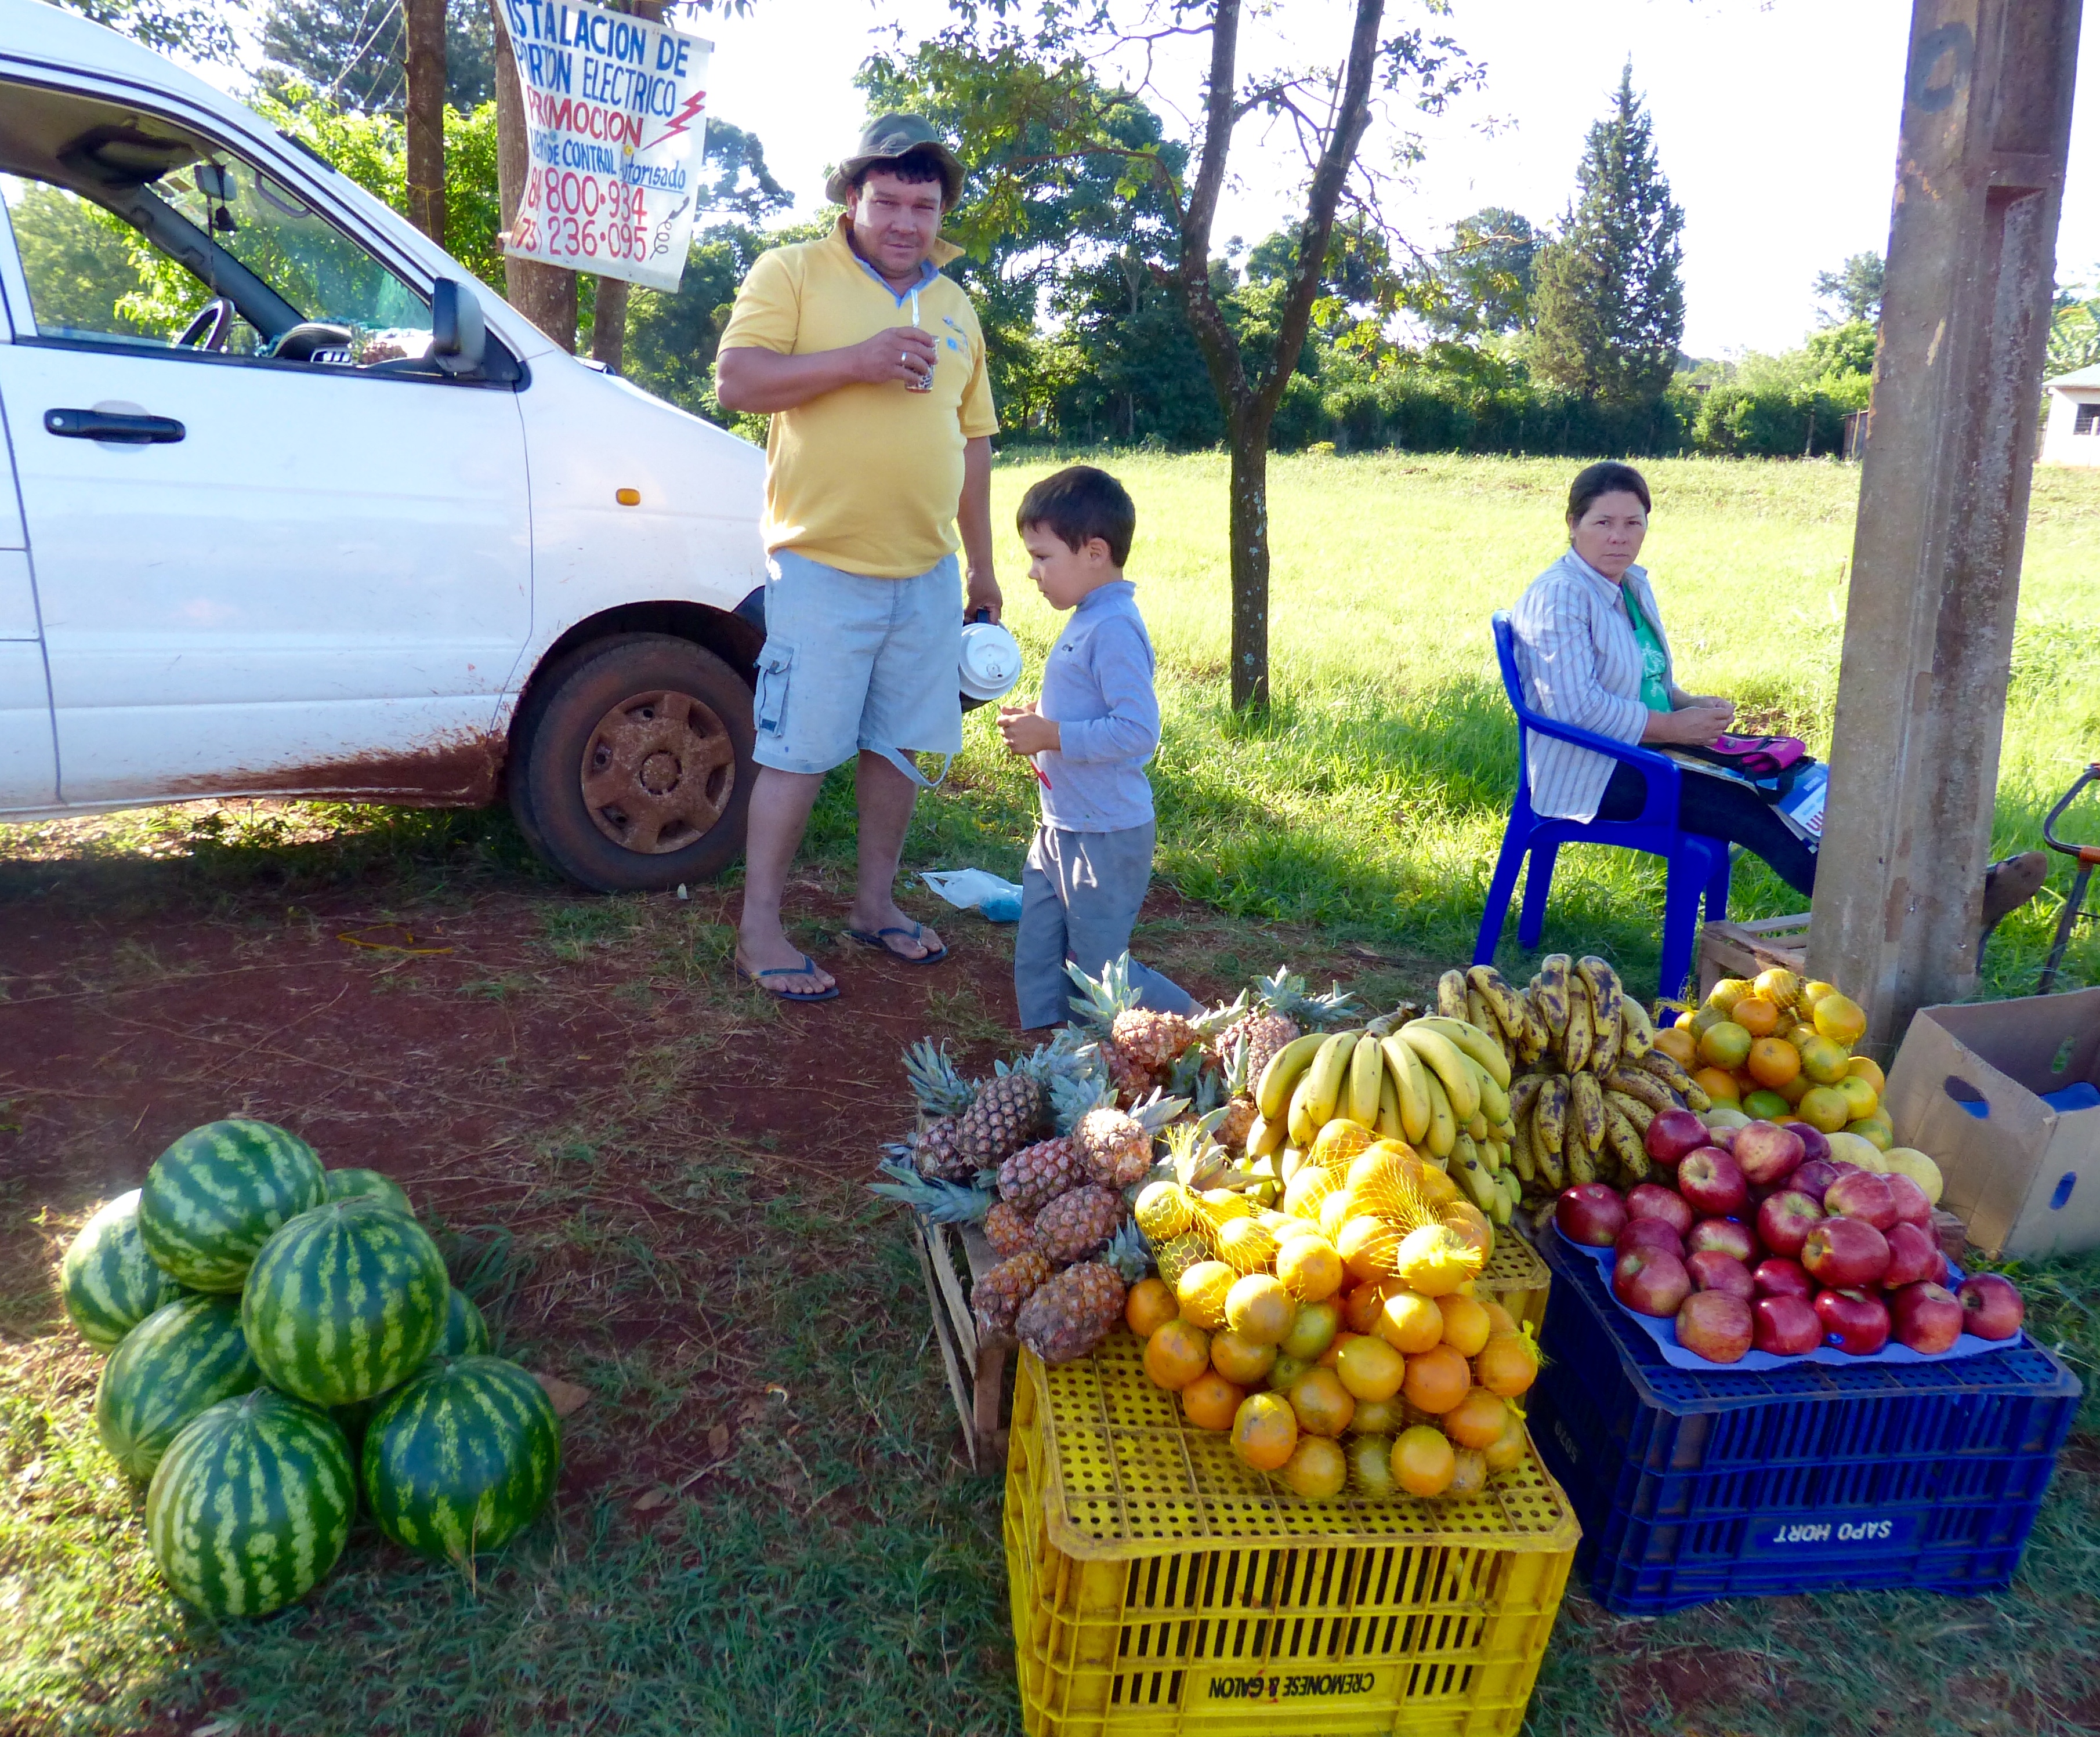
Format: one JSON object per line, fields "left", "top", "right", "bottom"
{"left": 843, "top": 921, "right": 948, "bottom": 966}
{"left": 734, "top": 953, "right": 839, "bottom": 1002}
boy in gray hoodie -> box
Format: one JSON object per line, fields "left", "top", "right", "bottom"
{"left": 998, "top": 466, "right": 1195, "bottom": 1029}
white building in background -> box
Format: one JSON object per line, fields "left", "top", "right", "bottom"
{"left": 2041, "top": 364, "right": 2100, "bottom": 466}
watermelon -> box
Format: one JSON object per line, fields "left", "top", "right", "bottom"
{"left": 362, "top": 1356, "right": 560, "bottom": 1561}
{"left": 147, "top": 1388, "right": 354, "bottom": 1618}
{"left": 138, "top": 1120, "right": 325, "bottom": 1292}
{"left": 324, "top": 1167, "right": 414, "bottom": 1215}
{"left": 241, "top": 1197, "right": 447, "bottom": 1405}
{"left": 96, "top": 1294, "right": 259, "bottom": 1478}
{"left": 438, "top": 1286, "right": 490, "bottom": 1358}
{"left": 61, "top": 1190, "right": 184, "bottom": 1350}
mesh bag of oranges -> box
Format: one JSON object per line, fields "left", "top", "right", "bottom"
{"left": 1130, "top": 1136, "right": 1543, "bottom": 1500}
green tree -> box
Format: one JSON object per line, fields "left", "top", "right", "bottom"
{"left": 1804, "top": 318, "right": 1877, "bottom": 383}
{"left": 258, "top": 0, "right": 495, "bottom": 113}
{"left": 49, "top": 0, "right": 245, "bottom": 62}
{"left": 1425, "top": 207, "right": 1540, "bottom": 336}
{"left": 2048, "top": 282, "right": 2100, "bottom": 376}
{"left": 1813, "top": 251, "right": 1884, "bottom": 325}
{"left": 1530, "top": 61, "right": 1684, "bottom": 408}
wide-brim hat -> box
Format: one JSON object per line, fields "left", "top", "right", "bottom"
{"left": 825, "top": 113, "right": 965, "bottom": 209}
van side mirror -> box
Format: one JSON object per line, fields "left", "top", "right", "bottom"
{"left": 430, "top": 278, "right": 486, "bottom": 377}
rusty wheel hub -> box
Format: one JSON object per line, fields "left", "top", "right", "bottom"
{"left": 580, "top": 688, "right": 735, "bottom": 854}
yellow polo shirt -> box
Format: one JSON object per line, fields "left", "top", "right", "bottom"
{"left": 719, "top": 219, "right": 999, "bottom": 578}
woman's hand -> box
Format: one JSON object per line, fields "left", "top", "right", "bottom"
{"left": 1642, "top": 702, "right": 1734, "bottom": 748}
{"left": 999, "top": 703, "right": 1059, "bottom": 756}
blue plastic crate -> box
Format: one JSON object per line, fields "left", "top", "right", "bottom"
{"left": 1530, "top": 1228, "right": 2080, "bottom": 1613}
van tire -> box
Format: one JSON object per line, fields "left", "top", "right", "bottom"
{"left": 510, "top": 634, "right": 755, "bottom": 892}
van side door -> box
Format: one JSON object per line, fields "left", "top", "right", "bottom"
{"left": 0, "top": 220, "right": 56, "bottom": 810}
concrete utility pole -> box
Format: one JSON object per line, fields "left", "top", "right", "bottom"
{"left": 489, "top": 0, "right": 578, "bottom": 351}
{"left": 1808, "top": 0, "right": 2081, "bottom": 1052}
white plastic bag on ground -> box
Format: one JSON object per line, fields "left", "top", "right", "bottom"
{"left": 921, "top": 867, "right": 1024, "bottom": 923}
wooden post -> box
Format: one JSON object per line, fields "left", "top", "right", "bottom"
{"left": 1808, "top": 0, "right": 2081, "bottom": 1052}
{"left": 488, "top": 0, "right": 577, "bottom": 351}
{"left": 403, "top": 0, "right": 447, "bottom": 247}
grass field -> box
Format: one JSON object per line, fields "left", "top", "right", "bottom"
{"left": 4, "top": 451, "right": 2100, "bottom": 1737}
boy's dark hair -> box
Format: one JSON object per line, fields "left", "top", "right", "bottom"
{"left": 853, "top": 147, "right": 951, "bottom": 204}
{"left": 1017, "top": 465, "right": 1136, "bottom": 567}
{"left": 1566, "top": 460, "right": 1652, "bottom": 523}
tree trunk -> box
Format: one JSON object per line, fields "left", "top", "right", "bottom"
{"left": 488, "top": 0, "right": 577, "bottom": 350}
{"left": 1228, "top": 411, "right": 1271, "bottom": 713}
{"left": 587, "top": 1, "right": 663, "bottom": 372}
{"left": 403, "top": 0, "right": 446, "bottom": 247}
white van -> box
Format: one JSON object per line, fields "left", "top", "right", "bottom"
{"left": 0, "top": 0, "right": 770, "bottom": 890}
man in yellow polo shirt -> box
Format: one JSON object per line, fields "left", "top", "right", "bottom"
{"left": 717, "top": 115, "right": 1000, "bottom": 1002}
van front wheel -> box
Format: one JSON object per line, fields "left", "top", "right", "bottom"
{"left": 511, "top": 634, "right": 754, "bottom": 891}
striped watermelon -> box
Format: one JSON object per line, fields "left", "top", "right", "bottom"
{"left": 96, "top": 1294, "right": 259, "bottom": 1478}
{"left": 241, "top": 1197, "right": 447, "bottom": 1405}
{"left": 362, "top": 1356, "right": 560, "bottom": 1561}
{"left": 61, "top": 1190, "right": 184, "bottom": 1350}
{"left": 335, "top": 1289, "right": 490, "bottom": 1445}
{"left": 147, "top": 1388, "right": 354, "bottom": 1618}
{"left": 324, "top": 1167, "right": 414, "bottom": 1215}
{"left": 138, "top": 1120, "right": 325, "bottom": 1292}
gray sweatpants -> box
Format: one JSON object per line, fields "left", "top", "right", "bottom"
{"left": 1015, "top": 822, "right": 1197, "bottom": 1029}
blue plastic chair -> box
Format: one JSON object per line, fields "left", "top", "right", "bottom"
{"left": 1473, "top": 610, "right": 1730, "bottom": 1001}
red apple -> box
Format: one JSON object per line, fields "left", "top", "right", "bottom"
{"left": 1883, "top": 1173, "right": 1932, "bottom": 1228}
{"left": 1625, "top": 1182, "right": 1695, "bottom": 1237}
{"left": 1957, "top": 1272, "right": 2025, "bottom": 1341}
{"left": 1614, "top": 1246, "right": 1693, "bottom": 1318}
{"left": 1645, "top": 1108, "right": 1709, "bottom": 1168}
{"left": 1926, "top": 1245, "right": 1950, "bottom": 1286}
{"left": 1815, "top": 1287, "right": 1892, "bottom": 1355}
{"left": 1783, "top": 1122, "right": 1832, "bottom": 1167}
{"left": 1675, "top": 1289, "right": 1754, "bottom": 1363}
{"left": 1801, "top": 1217, "right": 1891, "bottom": 1289}
{"left": 1687, "top": 1216, "right": 1759, "bottom": 1264}
{"left": 1556, "top": 1183, "right": 1628, "bottom": 1247}
{"left": 1708, "top": 1125, "right": 1739, "bottom": 1152}
{"left": 1823, "top": 1170, "right": 1898, "bottom": 1232}
{"left": 1733, "top": 1120, "right": 1806, "bottom": 1187}
{"left": 1757, "top": 1189, "right": 1825, "bottom": 1259}
{"left": 1753, "top": 1292, "right": 1822, "bottom": 1354}
{"left": 1889, "top": 1281, "right": 1964, "bottom": 1354}
{"left": 1686, "top": 1249, "right": 1756, "bottom": 1300}
{"left": 1786, "top": 1158, "right": 1844, "bottom": 1205}
{"left": 1678, "top": 1147, "right": 1749, "bottom": 1217}
{"left": 1881, "top": 1220, "right": 1940, "bottom": 1289}
{"left": 1753, "top": 1257, "right": 1815, "bottom": 1300}
{"left": 1616, "top": 1219, "right": 1684, "bottom": 1261}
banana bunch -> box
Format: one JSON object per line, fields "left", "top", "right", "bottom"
{"left": 1449, "top": 956, "right": 1712, "bottom": 1210}
{"left": 1246, "top": 1013, "right": 1523, "bottom": 1227}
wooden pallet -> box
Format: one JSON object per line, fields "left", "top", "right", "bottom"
{"left": 912, "top": 1214, "right": 1008, "bottom": 1473}
{"left": 1695, "top": 913, "right": 1810, "bottom": 1002}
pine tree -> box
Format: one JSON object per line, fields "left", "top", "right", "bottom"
{"left": 1529, "top": 61, "right": 1685, "bottom": 407}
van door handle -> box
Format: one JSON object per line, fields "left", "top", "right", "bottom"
{"left": 44, "top": 408, "right": 186, "bottom": 444}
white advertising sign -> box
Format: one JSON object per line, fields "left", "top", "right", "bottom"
{"left": 501, "top": 1, "right": 712, "bottom": 290}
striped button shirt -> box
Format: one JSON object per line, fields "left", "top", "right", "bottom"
{"left": 1511, "top": 549, "right": 1687, "bottom": 823}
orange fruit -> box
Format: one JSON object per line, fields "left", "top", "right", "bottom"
{"left": 1391, "top": 1425, "right": 1456, "bottom": 1497}
{"left": 1342, "top": 1281, "right": 1391, "bottom": 1336}
{"left": 1336, "top": 1335, "right": 1406, "bottom": 1402}
{"left": 1847, "top": 1113, "right": 1894, "bottom": 1152}
{"left": 1275, "top": 1234, "right": 1345, "bottom": 1304}
{"left": 1674, "top": 1009, "right": 1698, "bottom": 1031}
{"left": 1447, "top": 1446, "right": 1488, "bottom": 1499}
{"left": 1731, "top": 995, "right": 1780, "bottom": 1038}
{"left": 1746, "top": 1035, "right": 1801, "bottom": 1089}
{"left": 1436, "top": 1293, "right": 1493, "bottom": 1358}
{"left": 1175, "top": 1260, "right": 1236, "bottom": 1330}
{"left": 1266, "top": 1353, "right": 1312, "bottom": 1392}
{"left": 1125, "top": 1278, "right": 1178, "bottom": 1340}
{"left": 1230, "top": 1391, "right": 1299, "bottom": 1470}
{"left": 1444, "top": 1386, "right": 1510, "bottom": 1450}
{"left": 1143, "top": 1318, "right": 1211, "bottom": 1391}
{"left": 1279, "top": 1435, "right": 1348, "bottom": 1499}
{"left": 1801, "top": 1035, "right": 1851, "bottom": 1086}
{"left": 1376, "top": 1289, "right": 1445, "bottom": 1355}
{"left": 1225, "top": 1274, "right": 1296, "bottom": 1346}
{"left": 1475, "top": 1333, "right": 1541, "bottom": 1398}
{"left": 1318, "top": 1329, "right": 1362, "bottom": 1369}
{"left": 1210, "top": 1328, "right": 1279, "bottom": 1387}
{"left": 1317, "top": 1190, "right": 1359, "bottom": 1242}
{"left": 1653, "top": 1026, "right": 1699, "bottom": 1069}
{"left": 1349, "top": 1433, "right": 1397, "bottom": 1496}
{"left": 1813, "top": 992, "right": 1867, "bottom": 1049}
{"left": 1786, "top": 1021, "right": 1820, "bottom": 1052}
{"left": 1181, "top": 1369, "right": 1244, "bottom": 1431}
{"left": 1280, "top": 1299, "right": 1341, "bottom": 1362}
{"left": 1693, "top": 1067, "right": 1741, "bottom": 1107}
{"left": 1440, "top": 1201, "right": 1494, "bottom": 1261}
{"left": 1337, "top": 1215, "right": 1402, "bottom": 1283}
{"left": 1798, "top": 979, "right": 1839, "bottom": 1017}
{"left": 1833, "top": 1074, "right": 1880, "bottom": 1122}
{"left": 1483, "top": 1409, "right": 1529, "bottom": 1474}
{"left": 1754, "top": 967, "right": 1801, "bottom": 1009}
{"left": 1846, "top": 1055, "right": 1887, "bottom": 1094}
{"left": 1288, "top": 1367, "right": 1357, "bottom": 1437}
{"left": 1401, "top": 1342, "right": 1471, "bottom": 1414}
{"left": 1777, "top": 1071, "right": 1813, "bottom": 1106}
{"left": 1706, "top": 977, "right": 1754, "bottom": 1014}
{"left": 1698, "top": 1021, "right": 1753, "bottom": 1071}
{"left": 1480, "top": 1299, "right": 1520, "bottom": 1337}
{"left": 1796, "top": 1085, "right": 1851, "bottom": 1134}
{"left": 1350, "top": 1396, "right": 1404, "bottom": 1436}
{"left": 1742, "top": 1089, "right": 1791, "bottom": 1122}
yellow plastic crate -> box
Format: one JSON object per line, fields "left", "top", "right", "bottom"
{"left": 1478, "top": 1231, "right": 1549, "bottom": 1336}
{"left": 1005, "top": 1335, "right": 1580, "bottom": 1737}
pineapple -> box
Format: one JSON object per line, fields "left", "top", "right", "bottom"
{"left": 958, "top": 1065, "right": 1048, "bottom": 1167}
{"left": 911, "top": 1117, "right": 973, "bottom": 1184}
{"left": 900, "top": 1039, "right": 982, "bottom": 1183}
{"left": 1214, "top": 1034, "right": 1258, "bottom": 1151}
{"left": 1110, "top": 1007, "right": 1200, "bottom": 1075}
{"left": 1235, "top": 967, "right": 1361, "bottom": 1081}
{"left": 868, "top": 1154, "right": 994, "bottom": 1226}
{"left": 983, "top": 1200, "right": 1040, "bottom": 1261}
{"left": 1074, "top": 1091, "right": 1186, "bottom": 1188}
{"left": 997, "top": 1136, "right": 1087, "bottom": 1212}
{"left": 973, "top": 1250, "right": 1052, "bottom": 1343}
{"left": 1097, "top": 1038, "right": 1162, "bottom": 1104}
{"left": 1015, "top": 1261, "right": 1128, "bottom": 1365}
{"left": 1033, "top": 1184, "right": 1126, "bottom": 1264}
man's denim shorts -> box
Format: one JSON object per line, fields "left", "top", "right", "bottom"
{"left": 751, "top": 549, "right": 964, "bottom": 777}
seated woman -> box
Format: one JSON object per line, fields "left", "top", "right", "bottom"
{"left": 1511, "top": 462, "right": 2044, "bottom": 936}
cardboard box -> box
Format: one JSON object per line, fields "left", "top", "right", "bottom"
{"left": 1884, "top": 988, "right": 2100, "bottom": 1259}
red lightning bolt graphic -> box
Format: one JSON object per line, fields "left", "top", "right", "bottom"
{"left": 640, "top": 88, "right": 707, "bottom": 154}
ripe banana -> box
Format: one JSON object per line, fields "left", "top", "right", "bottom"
{"left": 1419, "top": 1067, "right": 1457, "bottom": 1158}
{"left": 1467, "top": 1108, "right": 1490, "bottom": 1144}
{"left": 1569, "top": 1070, "right": 1607, "bottom": 1153}
{"left": 1577, "top": 956, "right": 1623, "bottom": 1039}
{"left": 1452, "top": 1135, "right": 1498, "bottom": 1213}
{"left": 1496, "top": 1169, "right": 1519, "bottom": 1224}
{"left": 1465, "top": 985, "right": 1502, "bottom": 1053}
{"left": 1436, "top": 969, "right": 1470, "bottom": 1021}
{"left": 1605, "top": 1089, "right": 1656, "bottom": 1133}
{"left": 1400, "top": 1024, "right": 1482, "bottom": 1122}
{"left": 1606, "top": 1068, "right": 1674, "bottom": 1114}
{"left": 1245, "top": 1112, "right": 1286, "bottom": 1158}
{"left": 1508, "top": 1072, "right": 1547, "bottom": 1127}
{"left": 1635, "top": 1048, "right": 1695, "bottom": 1093}
{"left": 1533, "top": 1117, "right": 1566, "bottom": 1191}
{"left": 1534, "top": 1074, "right": 1568, "bottom": 1154}
{"left": 1566, "top": 1119, "right": 1597, "bottom": 1185}
{"left": 1379, "top": 1035, "right": 1433, "bottom": 1144}
{"left": 1470, "top": 1061, "right": 1512, "bottom": 1127}
{"left": 1375, "top": 1071, "right": 1405, "bottom": 1140}
{"left": 1287, "top": 1068, "right": 1322, "bottom": 1146}
{"left": 1467, "top": 964, "right": 1529, "bottom": 1035}
{"left": 1620, "top": 996, "right": 1656, "bottom": 1061}
{"left": 1510, "top": 1116, "right": 1538, "bottom": 1184}
{"left": 1563, "top": 985, "right": 1594, "bottom": 1075}
{"left": 1415, "top": 1016, "right": 1514, "bottom": 1090}
{"left": 1603, "top": 1102, "right": 1650, "bottom": 1178}
{"left": 1347, "top": 1033, "right": 1385, "bottom": 1127}
{"left": 1256, "top": 1032, "right": 1328, "bottom": 1120}
{"left": 1304, "top": 1032, "right": 1356, "bottom": 1127}
{"left": 1535, "top": 954, "right": 1573, "bottom": 1040}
